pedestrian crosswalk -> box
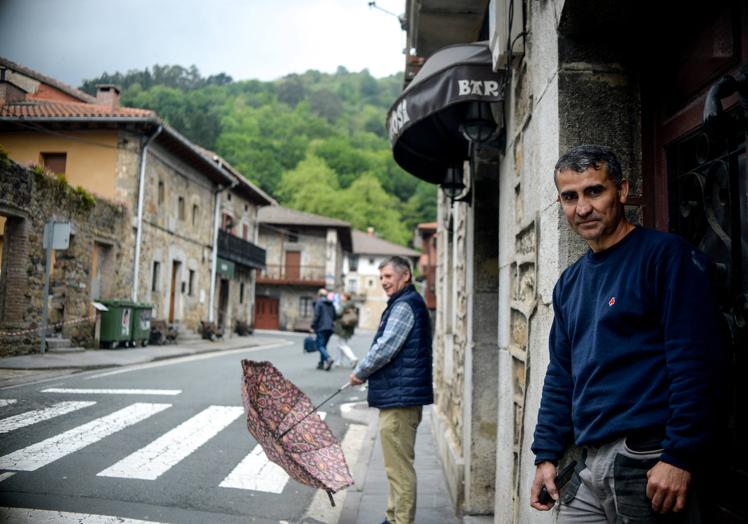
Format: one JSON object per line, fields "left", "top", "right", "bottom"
{"left": 0, "top": 397, "right": 333, "bottom": 496}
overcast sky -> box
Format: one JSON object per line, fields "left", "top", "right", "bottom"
{"left": 0, "top": 0, "right": 406, "bottom": 88}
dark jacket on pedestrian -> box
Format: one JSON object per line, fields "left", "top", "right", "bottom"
{"left": 368, "top": 285, "right": 433, "bottom": 409}
{"left": 312, "top": 298, "right": 335, "bottom": 333}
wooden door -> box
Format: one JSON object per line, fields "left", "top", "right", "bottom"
{"left": 168, "top": 261, "right": 180, "bottom": 323}
{"left": 254, "top": 296, "right": 279, "bottom": 330}
{"left": 643, "top": 4, "right": 747, "bottom": 520}
{"left": 285, "top": 251, "right": 300, "bottom": 280}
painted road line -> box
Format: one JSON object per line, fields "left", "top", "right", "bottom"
{"left": 0, "top": 399, "right": 16, "bottom": 407}
{"left": 0, "top": 472, "right": 15, "bottom": 482}
{"left": 0, "top": 401, "right": 96, "bottom": 433}
{"left": 85, "top": 341, "right": 293, "bottom": 380}
{"left": 0, "top": 507, "right": 166, "bottom": 523}
{"left": 42, "top": 388, "right": 181, "bottom": 396}
{"left": 98, "top": 405, "right": 244, "bottom": 480}
{"left": 219, "top": 444, "right": 289, "bottom": 493}
{"left": 219, "top": 411, "right": 327, "bottom": 492}
{"left": 0, "top": 403, "right": 171, "bottom": 471}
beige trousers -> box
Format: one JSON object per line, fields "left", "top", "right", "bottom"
{"left": 379, "top": 406, "right": 423, "bottom": 524}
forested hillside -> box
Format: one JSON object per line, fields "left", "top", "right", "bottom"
{"left": 80, "top": 65, "right": 435, "bottom": 246}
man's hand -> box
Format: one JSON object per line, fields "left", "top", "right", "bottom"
{"left": 530, "top": 461, "right": 557, "bottom": 511}
{"left": 349, "top": 372, "right": 364, "bottom": 386}
{"left": 646, "top": 461, "right": 691, "bottom": 513}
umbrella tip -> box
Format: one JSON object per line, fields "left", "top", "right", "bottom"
{"left": 326, "top": 490, "right": 335, "bottom": 507}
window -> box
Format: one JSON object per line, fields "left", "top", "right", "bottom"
{"left": 151, "top": 261, "right": 161, "bottom": 292}
{"left": 299, "top": 296, "right": 313, "bottom": 318}
{"left": 227, "top": 193, "right": 232, "bottom": 201}
{"left": 349, "top": 255, "right": 359, "bottom": 272}
{"left": 244, "top": 204, "right": 248, "bottom": 212}
{"left": 41, "top": 152, "right": 66, "bottom": 175}
{"left": 287, "top": 230, "right": 299, "bottom": 243}
{"left": 348, "top": 278, "right": 358, "bottom": 293}
{"left": 192, "top": 204, "right": 199, "bottom": 226}
{"left": 242, "top": 224, "right": 249, "bottom": 240}
{"left": 369, "top": 257, "right": 375, "bottom": 265}
{"left": 222, "top": 213, "right": 234, "bottom": 232}
{"left": 368, "top": 279, "right": 375, "bottom": 288}
{"left": 188, "top": 269, "right": 195, "bottom": 296}
{"left": 178, "top": 196, "right": 185, "bottom": 220}
{"left": 240, "top": 282, "right": 245, "bottom": 304}
{"left": 158, "top": 180, "right": 165, "bottom": 204}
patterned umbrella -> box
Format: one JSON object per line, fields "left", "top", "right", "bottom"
{"left": 240, "top": 359, "right": 353, "bottom": 505}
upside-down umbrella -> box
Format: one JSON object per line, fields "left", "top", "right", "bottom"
{"left": 240, "top": 359, "right": 353, "bottom": 505}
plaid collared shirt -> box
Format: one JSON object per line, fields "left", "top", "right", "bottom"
{"left": 354, "top": 302, "right": 414, "bottom": 381}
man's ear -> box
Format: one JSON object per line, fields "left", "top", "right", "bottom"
{"left": 618, "top": 179, "right": 630, "bottom": 204}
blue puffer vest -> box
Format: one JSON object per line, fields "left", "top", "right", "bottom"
{"left": 368, "top": 284, "right": 434, "bottom": 409}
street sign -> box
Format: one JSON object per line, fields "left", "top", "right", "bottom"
{"left": 43, "top": 222, "right": 71, "bottom": 250}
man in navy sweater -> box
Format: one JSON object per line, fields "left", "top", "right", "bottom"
{"left": 349, "top": 256, "right": 433, "bottom": 524}
{"left": 530, "top": 145, "right": 721, "bottom": 522}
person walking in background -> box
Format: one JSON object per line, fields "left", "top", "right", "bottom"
{"left": 311, "top": 288, "right": 335, "bottom": 371}
{"left": 349, "top": 256, "right": 433, "bottom": 524}
{"left": 333, "top": 292, "right": 359, "bottom": 368}
{"left": 530, "top": 145, "right": 722, "bottom": 522}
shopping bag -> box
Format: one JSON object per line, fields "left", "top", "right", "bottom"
{"left": 303, "top": 335, "right": 316, "bottom": 353}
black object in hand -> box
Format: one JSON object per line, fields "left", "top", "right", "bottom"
{"left": 538, "top": 460, "right": 577, "bottom": 505}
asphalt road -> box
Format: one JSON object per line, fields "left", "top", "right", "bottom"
{"left": 0, "top": 331, "right": 375, "bottom": 523}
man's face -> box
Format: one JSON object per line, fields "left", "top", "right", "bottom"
{"left": 555, "top": 166, "right": 629, "bottom": 252}
{"left": 379, "top": 264, "right": 410, "bottom": 297}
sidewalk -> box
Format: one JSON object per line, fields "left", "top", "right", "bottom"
{"left": 340, "top": 405, "right": 467, "bottom": 524}
{"left": 0, "top": 334, "right": 274, "bottom": 379}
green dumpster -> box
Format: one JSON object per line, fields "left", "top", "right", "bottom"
{"left": 99, "top": 300, "right": 135, "bottom": 349}
{"left": 131, "top": 303, "right": 153, "bottom": 347}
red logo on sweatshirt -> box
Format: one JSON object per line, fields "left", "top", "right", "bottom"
{"left": 608, "top": 296, "right": 616, "bottom": 307}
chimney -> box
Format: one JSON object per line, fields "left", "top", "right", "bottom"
{"left": 367, "top": 227, "right": 375, "bottom": 236}
{"left": 96, "top": 84, "right": 120, "bottom": 110}
{"left": 0, "top": 67, "right": 27, "bottom": 104}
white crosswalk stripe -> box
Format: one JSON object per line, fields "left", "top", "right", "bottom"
{"left": 0, "top": 507, "right": 166, "bottom": 523}
{"left": 0, "top": 403, "right": 171, "bottom": 471}
{"left": 0, "top": 401, "right": 96, "bottom": 434}
{"left": 42, "top": 388, "right": 181, "bottom": 396}
{"left": 219, "top": 411, "right": 327, "bottom": 493}
{"left": 98, "top": 405, "right": 244, "bottom": 480}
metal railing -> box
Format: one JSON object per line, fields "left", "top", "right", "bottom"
{"left": 257, "top": 264, "right": 326, "bottom": 282}
{"left": 217, "top": 230, "right": 266, "bottom": 269}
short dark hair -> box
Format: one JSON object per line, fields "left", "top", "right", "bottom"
{"left": 554, "top": 144, "right": 624, "bottom": 187}
{"left": 378, "top": 256, "right": 412, "bottom": 281}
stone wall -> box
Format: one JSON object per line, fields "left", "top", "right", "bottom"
{"left": 134, "top": 144, "right": 216, "bottom": 331}
{"left": 0, "top": 158, "right": 130, "bottom": 355}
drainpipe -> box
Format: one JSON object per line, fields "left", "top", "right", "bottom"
{"left": 208, "top": 171, "right": 238, "bottom": 323}
{"left": 132, "top": 125, "right": 163, "bottom": 302}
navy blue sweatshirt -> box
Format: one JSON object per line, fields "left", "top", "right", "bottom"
{"left": 532, "top": 226, "right": 721, "bottom": 472}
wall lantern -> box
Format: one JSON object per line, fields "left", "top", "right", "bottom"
{"left": 459, "top": 101, "right": 498, "bottom": 144}
{"left": 441, "top": 165, "right": 470, "bottom": 203}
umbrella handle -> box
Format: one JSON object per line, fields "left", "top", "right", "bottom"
{"left": 277, "top": 383, "right": 351, "bottom": 440}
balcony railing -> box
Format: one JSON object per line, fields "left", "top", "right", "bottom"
{"left": 217, "top": 229, "right": 266, "bottom": 270}
{"left": 256, "top": 264, "right": 326, "bottom": 285}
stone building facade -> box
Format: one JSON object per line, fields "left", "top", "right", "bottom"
{"left": 391, "top": 1, "right": 748, "bottom": 522}
{"left": 0, "top": 157, "right": 130, "bottom": 355}
{"left": 0, "top": 57, "right": 271, "bottom": 346}
{"left": 255, "top": 206, "right": 351, "bottom": 332}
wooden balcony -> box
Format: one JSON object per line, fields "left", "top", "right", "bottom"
{"left": 256, "top": 264, "right": 326, "bottom": 286}
{"left": 217, "top": 230, "right": 266, "bottom": 270}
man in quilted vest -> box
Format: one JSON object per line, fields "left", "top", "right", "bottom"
{"left": 349, "top": 256, "right": 433, "bottom": 524}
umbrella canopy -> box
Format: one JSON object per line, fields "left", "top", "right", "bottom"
{"left": 386, "top": 42, "right": 505, "bottom": 184}
{"left": 240, "top": 360, "right": 353, "bottom": 498}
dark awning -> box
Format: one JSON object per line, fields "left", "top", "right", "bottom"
{"left": 387, "top": 42, "right": 505, "bottom": 184}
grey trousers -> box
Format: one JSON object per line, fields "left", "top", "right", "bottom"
{"left": 556, "top": 437, "right": 701, "bottom": 524}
